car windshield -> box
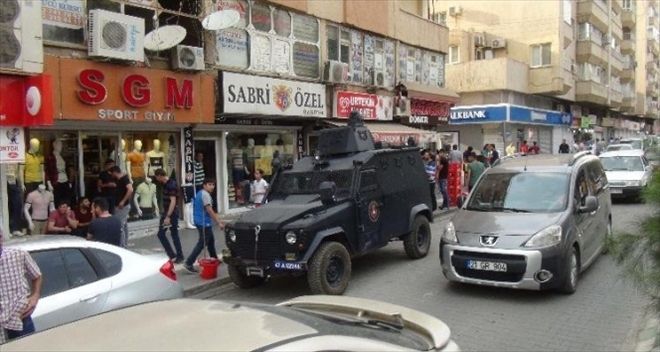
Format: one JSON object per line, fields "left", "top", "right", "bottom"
{"left": 620, "top": 140, "right": 642, "bottom": 149}
{"left": 466, "top": 172, "right": 569, "bottom": 213}
{"left": 600, "top": 156, "right": 644, "bottom": 171}
{"left": 607, "top": 145, "right": 631, "bottom": 151}
{"left": 270, "top": 169, "right": 354, "bottom": 198}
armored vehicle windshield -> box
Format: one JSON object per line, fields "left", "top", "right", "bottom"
{"left": 270, "top": 169, "right": 354, "bottom": 199}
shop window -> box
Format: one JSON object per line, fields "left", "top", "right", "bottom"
{"left": 327, "top": 25, "right": 365, "bottom": 83}
{"left": 292, "top": 13, "right": 319, "bottom": 43}
{"left": 448, "top": 46, "right": 459, "bottom": 64}
{"left": 531, "top": 43, "right": 551, "bottom": 67}
{"left": 216, "top": 0, "right": 250, "bottom": 69}
{"left": 363, "top": 35, "right": 394, "bottom": 87}
{"left": 226, "top": 131, "right": 296, "bottom": 209}
{"left": 42, "top": 0, "right": 86, "bottom": 46}
{"left": 251, "top": 2, "right": 272, "bottom": 32}
{"left": 399, "top": 43, "right": 444, "bottom": 87}
{"left": 273, "top": 8, "right": 292, "bottom": 37}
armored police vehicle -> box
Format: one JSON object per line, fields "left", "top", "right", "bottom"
{"left": 223, "top": 113, "right": 433, "bottom": 295}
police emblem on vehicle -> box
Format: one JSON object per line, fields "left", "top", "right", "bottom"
{"left": 480, "top": 235, "right": 498, "bottom": 247}
{"left": 368, "top": 201, "right": 380, "bottom": 222}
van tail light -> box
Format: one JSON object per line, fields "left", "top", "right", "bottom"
{"left": 160, "top": 260, "right": 177, "bottom": 281}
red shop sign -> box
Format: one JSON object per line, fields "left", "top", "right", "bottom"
{"left": 411, "top": 98, "right": 452, "bottom": 118}
{"left": 0, "top": 74, "right": 54, "bottom": 127}
{"left": 334, "top": 91, "right": 393, "bottom": 120}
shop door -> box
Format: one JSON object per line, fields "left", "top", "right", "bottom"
{"left": 80, "top": 133, "right": 120, "bottom": 199}
{"left": 539, "top": 127, "right": 552, "bottom": 154}
{"left": 194, "top": 140, "right": 218, "bottom": 211}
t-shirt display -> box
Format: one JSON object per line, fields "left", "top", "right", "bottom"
{"left": 135, "top": 181, "right": 158, "bottom": 208}
{"left": 25, "top": 190, "right": 54, "bottom": 221}
{"left": 127, "top": 151, "right": 146, "bottom": 179}
{"left": 88, "top": 216, "right": 122, "bottom": 246}
{"left": 24, "top": 152, "right": 44, "bottom": 183}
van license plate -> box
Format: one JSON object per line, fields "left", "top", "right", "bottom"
{"left": 466, "top": 260, "right": 507, "bottom": 272}
{"left": 610, "top": 188, "right": 622, "bottom": 194}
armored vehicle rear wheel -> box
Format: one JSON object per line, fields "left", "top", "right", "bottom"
{"left": 307, "top": 242, "right": 352, "bottom": 295}
{"left": 403, "top": 215, "right": 431, "bottom": 259}
{"left": 228, "top": 264, "right": 265, "bottom": 289}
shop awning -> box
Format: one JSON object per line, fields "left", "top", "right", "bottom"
{"left": 326, "top": 120, "right": 436, "bottom": 146}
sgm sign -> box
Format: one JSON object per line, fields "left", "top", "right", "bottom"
{"left": 46, "top": 56, "right": 215, "bottom": 124}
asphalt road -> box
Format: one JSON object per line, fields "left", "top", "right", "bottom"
{"left": 189, "top": 201, "right": 653, "bottom": 352}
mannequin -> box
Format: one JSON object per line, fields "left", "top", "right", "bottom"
{"left": 230, "top": 140, "right": 249, "bottom": 205}
{"left": 146, "top": 138, "right": 165, "bottom": 177}
{"left": 7, "top": 163, "right": 25, "bottom": 236}
{"left": 127, "top": 140, "right": 146, "bottom": 184}
{"left": 111, "top": 139, "right": 128, "bottom": 174}
{"left": 24, "top": 138, "right": 45, "bottom": 194}
{"left": 24, "top": 184, "right": 55, "bottom": 235}
{"left": 133, "top": 176, "right": 159, "bottom": 219}
{"left": 46, "top": 138, "right": 69, "bottom": 204}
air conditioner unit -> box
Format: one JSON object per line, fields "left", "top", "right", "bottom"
{"left": 0, "top": 0, "right": 43, "bottom": 74}
{"left": 449, "top": 6, "right": 463, "bottom": 17}
{"left": 325, "top": 60, "right": 349, "bottom": 83}
{"left": 171, "top": 45, "right": 204, "bottom": 71}
{"left": 474, "top": 34, "right": 485, "bottom": 47}
{"left": 88, "top": 9, "right": 145, "bottom": 62}
{"left": 491, "top": 38, "right": 507, "bottom": 49}
{"left": 394, "top": 97, "right": 411, "bottom": 116}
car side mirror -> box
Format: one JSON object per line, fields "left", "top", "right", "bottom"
{"left": 578, "top": 196, "right": 598, "bottom": 213}
{"left": 319, "top": 181, "right": 337, "bottom": 205}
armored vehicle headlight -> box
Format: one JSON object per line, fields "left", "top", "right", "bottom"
{"left": 285, "top": 231, "right": 297, "bottom": 244}
{"left": 229, "top": 230, "right": 237, "bottom": 242}
{"left": 442, "top": 222, "right": 458, "bottom": 243}
{"left": 524, "top": 225, "right": 562, "bottom": 248}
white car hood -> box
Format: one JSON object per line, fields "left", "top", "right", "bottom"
{"left": 605, "top": 170, "right": 645, "bottom": 181}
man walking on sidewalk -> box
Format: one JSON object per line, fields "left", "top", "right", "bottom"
{"left": 1, "top": 228, "right": 42, "bottom": 344}
{"left": 154, "top": 169, "right": 184, "bottom": 263}
{"left": 184, "top": 178, "right": 224, "bottom": 273}
{"left": 110, "top": 166, "right": 133, "bottom": 247}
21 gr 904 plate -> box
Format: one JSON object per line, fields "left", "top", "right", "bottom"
{"left": 466, "top": 260, "right": 507, "bottom": 272}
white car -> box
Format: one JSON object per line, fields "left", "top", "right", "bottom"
{"left": 6, "top": 235, "right": 184, "bottom": 332}
{"left": 599, "top": 150, "right": 653, "bottom": 200}
{"left": 3, "top": 296, "right": 460, "bottom": 351}
{"left": 605, "top": 144, "right": 633, "bottom": 152}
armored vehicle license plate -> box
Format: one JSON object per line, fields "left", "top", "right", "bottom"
{"left": 466, "top": 260, "right": 507, "bottom": 272}
{"left": 273, "top": 261, "right": 304, "bottom": 270}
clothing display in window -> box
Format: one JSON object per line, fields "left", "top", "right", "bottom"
{"left": 24, "top": 139, "right": 45, "bottom": 193}
{"left": 134, "top": 177, "right": 159, "bottom": 219}
{"left": 127, "top": 140, "right": 146, "bottom": 181}
{"left": 146, "top": 139, "right": 165, "bottom": 176}
{"left": 45, "top": 139, "right": 69, "bottom": 205}
{"left": 24, "top": 185, "right": 55, "bottom": 235}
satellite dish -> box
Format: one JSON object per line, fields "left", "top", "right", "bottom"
{"left": 202, "top": 9, "right": 240, "bottom": 31}
{"left": 144, "top": 25, "right": 187, "bottom": 52}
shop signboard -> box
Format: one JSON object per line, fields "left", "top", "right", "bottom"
{"left": 580, "top": 116, "right": 593, "bottom": 128}
{"left": 0, "top": 127, "right": 26, "bottom": 163}
{"left": 44, "top": 56, "right": 215, "bottom": 123}
{"left": 333, "top": 91, "right": 392, "bottom": 121}
{"left": 42, "top": 0, "right": 85, "bottom": 30}
{"left": 509, "top": 106, "right": 572, "bottom": 126}
{"left": 182, "top": 127, "right": 194, "bottom": 185}
{"left": 449, "top": 105, "right": 507, "bottom": 124}
{"left": 405, "top": 98, "right": 451, "bottom": 125}
{"left": 0, "top": 74, "right": 53, "bottom": 127}
{"left": 222, "top": 72, "right": 326, "bottom": 117}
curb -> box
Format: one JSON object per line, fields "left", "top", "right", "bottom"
{"left": 635, "top": 313, "right": 660, "bottom": 352}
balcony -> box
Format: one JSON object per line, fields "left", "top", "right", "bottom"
{"left": 610, "top": 89, "right": 623, "bottom": 108}
{"left": 445, "top": 57, "right": 530, "bottom": 94}
{"left": 649, "top": 83, "right": 660, "bottom": 97}
{"left": 611, "top": 21, "right": 624, "bottom": 42}
{"left": 621, "top": 95, "right": 636, "bottom": 112}
{"left": 621, "top": 37, "right": 635, "bottom": 54}
{"left": 577, "top": 0, "right": 610, "bottom": 34}
{"left": 576, "top": 80, "right": 609, "bottom": 105}
{"left": 394, "top": 8, "right": 449, "bottom": 53}
{"left": 620, "top": 66, "right": 635, "bottom": 81}
{"left": 576, "top": 40, "right": 609, "bottom": 66}
{"left": 610, "top": 52, "right": 624, "bottom": 75}
{"left": 622, "top": 9, "right": 635, "bottom": 27}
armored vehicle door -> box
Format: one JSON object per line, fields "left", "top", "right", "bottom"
{"left": 356, "top": 168, "right": 385, "bottom": 252}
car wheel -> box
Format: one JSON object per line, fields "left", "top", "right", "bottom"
{"left": 403, "top": 215, "right": 432, "bottom": 259}
{"left": 228, "top": 264, "right": 265, "bottom": 289}
{"left": 307, "top": 242, "right": 352, "bottom": 295}
{"left": 559, "top": 247, "right": 579, "bottom": 294}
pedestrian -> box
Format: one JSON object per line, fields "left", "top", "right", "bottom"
{"left": 87, "top": 197, "right": 122, "bottom": 246}
{"left": 422, "top": 150, "right": 438, "bottom": 210}
{"left": 529, "top": 141, "right": 540, "bottom": 154}
{"left": 0, "top": 227, "right": 43, "bottom": 344}
{"left": 194, "top": 152, "right": 205, "bottom": 193}
{"left": 436, "top": 150, "right": 449, "bottom": 210}
{"left": 465, "top": 152, "right": 486, "bottom": 192}
{"left": 45, "top": 200, "right": 79, "bottom": 235}
{"left": 271, "top": 150, "right": 282, "bottom": 177}
{"left": 462, "top": 146, "right": 473, "bottom": 161}
{"left": 591, "top": 138, "right": 600, "bottom": 155}
{"left": 184, "top": 178, "right": 224, "bottom": 273}
{"left": 73, "top": 197, "right": 93, "bottom": 238}
{"left": 559, "top": 139, "right": 570, "bottom": 154}
{"left": 520, "top": 140, "right": 529, "bottom": 154}
{"left": 251, "top": 169, "right": 269, "bottom": 205}
{"left": 449, "top": 144, "right": 463, "bottom": 164}
{"left": 110, "top": 165, "right": 133, "bottom": 247}
{"left": 482, "top": 144, "right": 492, "bottom": 165}
{"left": 97, "top": 159, "right": 117, "bottom": 214}
{"left": 489, "top": 144, "right": 500, "bottom": 165}
{"left": 505, "top": 142, "right": 516, "bottom": 156}
{"left": 154, "top": 168, "right": 184, "bottom": 263}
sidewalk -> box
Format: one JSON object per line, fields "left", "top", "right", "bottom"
{"left": 127, "top": 208, "right": 458, "bottom": 297}
{"left": 635, "top": 313, "right": 660, "bottom": 352}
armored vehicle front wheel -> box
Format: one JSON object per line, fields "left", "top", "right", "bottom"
{"left": 228, "top": 264, "right": 265, "bottom": 289}
{"left": 403, "top": 215, "right": 431, "bottom": 259}
{"left": 307, "top": 242, "right": 352, "bottom": 295}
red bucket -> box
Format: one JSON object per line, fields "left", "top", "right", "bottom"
{"left": 198, "top": 258, "right": 221, "bottom": 280}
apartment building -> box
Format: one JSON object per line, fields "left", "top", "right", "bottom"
{"left": 435, "top": 0, "right": 656, "bottom": 154}
{"left": 630, "top": 0, "right": 660, "bottom": 125}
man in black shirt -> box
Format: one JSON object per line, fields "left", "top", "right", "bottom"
{"left": 154, "top": 168, "right": 184, "bottom": 263}
{"left": 559, "top": 139, "right": 571, "bottom": 154}
{"left": 436, "top": 150, "right": 450, "bottom": 210}
{"left": 97, "top": 160, "right": 117, "bottom": 214}
{"left": 87, "top": 198, "right": 121, "bottom": 246}
{"left": 110, "top": 166, "right": 133, "bottom": 247}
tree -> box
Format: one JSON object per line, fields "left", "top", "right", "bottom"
{"left": 609, "top": 168, "right": 660, "bottom": 312}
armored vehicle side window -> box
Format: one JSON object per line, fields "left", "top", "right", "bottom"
{"left": 272, "top": 170, "right": 354, "bottom": 198}
{"left": 359, "top": 169, "right": 377, "bottom": 192}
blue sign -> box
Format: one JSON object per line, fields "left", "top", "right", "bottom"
{"left": 449, "top": 105, "right": 507, "bottom": 124}
{"left": 509, "top": 106, "right": 572, "bottom": 126}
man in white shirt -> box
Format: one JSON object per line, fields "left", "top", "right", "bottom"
{"left": 251, "top": 169, "right": 269, "bottom": 205}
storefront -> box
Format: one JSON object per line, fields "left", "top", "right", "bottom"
{"left": 202, "top": 71, "right": 324, "bottom": 213}
{"left": 401, "top": 97, "right": 455, "bottom": 150}
{"left": 449, "top": 104, "right": 573, "bottom": 154}
{"left": 0, "top": 74, "right": 54, "bottom": 236}
{"left": 28, "top": 56, "right": 215, "bottom": 236}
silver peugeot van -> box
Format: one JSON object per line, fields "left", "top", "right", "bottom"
{"left": 439, "top": 152, "right": 611, "bottom": 294}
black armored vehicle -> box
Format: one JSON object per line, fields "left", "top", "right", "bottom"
{"left": 223, "top": 113, "right": 434, "bottom": 295}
